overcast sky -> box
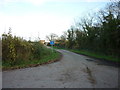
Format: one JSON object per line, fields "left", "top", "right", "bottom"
{"left": 0, "top": 0, "right": 110, "bottom": 41}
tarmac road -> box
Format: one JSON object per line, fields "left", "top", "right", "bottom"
{"left": 2, "top": 49, "right": 119, "bottom": 88}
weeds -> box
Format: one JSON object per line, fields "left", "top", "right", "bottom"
{"left": 2, "top": 29, "right": 61, "bottom": 69}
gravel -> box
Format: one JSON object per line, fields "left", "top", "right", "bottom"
{"left": 2, "top": 49, "right": 119, "bottom": 88}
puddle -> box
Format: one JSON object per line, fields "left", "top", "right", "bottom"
{"left": 86, "top": 59, "right": 94, "bottom": 61}
{"left": 86, "top": 59, "right": 119, "bottom": 67}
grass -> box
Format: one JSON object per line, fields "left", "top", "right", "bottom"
{"left": 49, "top": 46, "right": 65, "bottom": 49}
{"left": 2, "top": 50, "right": 61, "bottom": 70}
{"left": 49, "top": 46, "right": 120, "bottom": 63}
{"left": 69, "top": 49, "right": 120, "bottom": 63}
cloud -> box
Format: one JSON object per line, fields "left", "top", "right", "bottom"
{"left": 86, "top": 0, "right": 110, "bottom": 2}
{"left": 24, "top": 0, "right": 49, "bottom": 5}
{"left": 1, "top": 0, "right": 111, "bottom": 6}
{"left": 0, "top": 0, "right": 49, "bottom": 6}
{"left": 0, "top": 13, "right": 72, "bottom": 40}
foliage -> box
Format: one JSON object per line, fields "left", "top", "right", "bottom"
{"left": 3, "top": 50, "right": 60, "bottom": 70}
{"left": 57, "top": 1, "right": 120, "bottom": 59}
{"left": 2, "top": 29, "right": 55, "bottom": 67}
{"left": 66, "top": 27, "right": 76, "bottom": 49}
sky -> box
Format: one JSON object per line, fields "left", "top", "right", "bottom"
{"left": 0, "top": 0, "right": 110, "bottom": 41}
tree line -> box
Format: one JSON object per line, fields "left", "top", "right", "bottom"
{"left": 54, "top": 1, "right": 120, "bottom": 58}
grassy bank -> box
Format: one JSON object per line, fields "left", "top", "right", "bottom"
{"left": 2, "top": 50, "right": 61, "bottom": 70}
{"left": 69, "top": 49, "right": 120, "bottom": 63}
{"left": 51, "top": 46, "right": 120, "bottom": 63}
{"left": 2, "top": 31, "right": 62, "bottom": 71}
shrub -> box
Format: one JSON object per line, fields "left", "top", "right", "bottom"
{"left": 2, "top": 30, "right": 34, "bottom": 66}
{"left": 2, "top": 30, "right": 54, "bottom": 67}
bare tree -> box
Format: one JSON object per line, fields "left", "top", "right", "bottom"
{"left": 46, "top": 33, "right": 58, "bottom": 41}
{"left": 60, "top": 31, "right": 67, "bottom": 41}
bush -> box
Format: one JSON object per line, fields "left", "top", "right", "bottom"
{"left": 2, "top": 30, "right": 51, "bottom": 66}
{"left": 32, "top": 42, "right": 42, "bottom": 59}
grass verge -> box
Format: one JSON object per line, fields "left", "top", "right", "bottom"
{"left": 69, "top": 49, "right": 120, "bottom": 63}
{"left": 49, "top": 46, "right": 120, "bottom": 63}
{"left": 2, "top": 50, "right": 62, "bottom": 71}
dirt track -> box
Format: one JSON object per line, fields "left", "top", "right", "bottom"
{"left": 2, "top": 49, "right": 119, "bottom": 88}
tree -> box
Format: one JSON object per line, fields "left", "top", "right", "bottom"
{"left": 66, "top": 26, "right": 76, "bottom": 49}
{"left": 97, "top": 1, "right": 120, "bottom": 55}
{"left": 65, "top": 1, "right": 120, "bottom": 57}
{"left": 46, "top": 33, "right": 58, "bottom": 41}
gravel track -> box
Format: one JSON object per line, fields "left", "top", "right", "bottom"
{"left": 2, "top": 49, "right": 119, "bottom": 88}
